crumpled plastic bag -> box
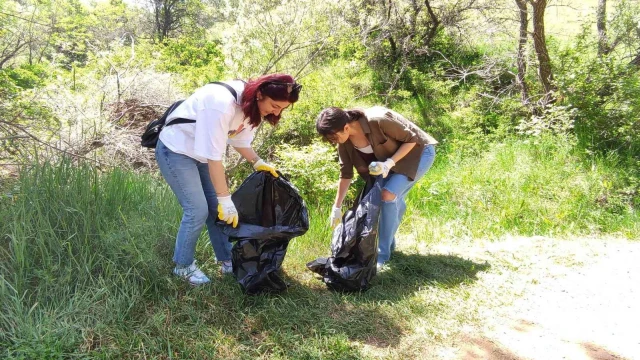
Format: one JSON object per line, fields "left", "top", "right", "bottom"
{"left": 307, "top": 176, "right": 383, "bottom": 292}
{"left": 219, "top": 171, "right": 309, "bottom": 295}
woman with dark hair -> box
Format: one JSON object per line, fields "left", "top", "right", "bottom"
{"left": 156, "top": 73, "right": 302, "bottom": 285}
{"left": 316, "top": 106, "right": 437, "bottom": 271}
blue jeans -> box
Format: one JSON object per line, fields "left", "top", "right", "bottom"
{"left": 155, "top": 140, "right": 232, "bottom": 266}
{"left": 378, "top": 144, "right": 436, "bottom": 265}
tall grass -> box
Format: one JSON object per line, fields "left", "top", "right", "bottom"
{"left": 0, "top": 160, "right": 180, "bottom": 357}
{"left": 404, "top": 135, "right": 639, "bottom": 241}
{"left": 0, "top": 137, "right": 637, "bottom": 358}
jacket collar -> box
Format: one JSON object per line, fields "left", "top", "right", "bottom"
{"left": 357, "top": 115, "right": 371, "bottom": 134}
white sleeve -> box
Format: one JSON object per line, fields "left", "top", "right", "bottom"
{"left": 193, "top": 107, "right": 232, "bottom": 161}
{"left": 227, "top": 124, "right": 257, "bottom": 148}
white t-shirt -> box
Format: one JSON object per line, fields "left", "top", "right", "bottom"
{"left": 159, "top": 80, "right": 257, "bottom": 163}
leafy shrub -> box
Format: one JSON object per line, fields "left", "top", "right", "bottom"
{"left": 555, "top": 33, "right": 640, "bottom": 158}
{"left": 274, "top": 141, "right": 340, "bottom": 206}
{"left": 2, "top": 64, "right": 49, "bottom": 89}
{"left": 0, "top": 72, "right": 59, "bottom": 163}
{"left": 516, "top": 105, "right": 577, "bottom": 137}
{"left": 159, "top": 37, "right": 225, "bottom": 90}
{"left": 258, "top": 60, "right": 371, "bottom": 152}
{"left": 0, "top": 71, "right": 20, "bottom": 100}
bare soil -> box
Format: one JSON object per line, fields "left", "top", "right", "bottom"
{"left": 439, "top": 236, "right": 640, "bottom": 360}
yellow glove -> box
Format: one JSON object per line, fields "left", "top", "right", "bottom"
{"left": 253, "top": 158, "right": 279, "bottom": 178}
{"left": 217, "top": 195, "right": 238, "bottom": 228}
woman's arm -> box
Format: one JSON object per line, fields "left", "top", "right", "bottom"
{"left": 207, "top": 160, "right": 230, "bottom": 196}
{"left": 390, "top": 142, "right": 417, "bottom": 163}
{"left": 334, "top": 178, "right": 352, "bottom": 207}
{"left": 329, "top": 177, "right": 352, "bottom": 228}
{"left": 370, "top": 142, "right": 417, "bottom": 178}
{"left": 234, "top": 146, "right": 278, "bottom": 177}
{"left": 233, "top": 146, "right": 260, "bottom": 165}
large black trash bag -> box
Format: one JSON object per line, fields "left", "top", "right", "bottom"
{"left": 219, "top": 171, "right": 309, "bottom": 295}
{"left": 307, "top": 176, "right": 383, "bottom": 292}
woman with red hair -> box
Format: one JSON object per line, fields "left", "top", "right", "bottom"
{"left": 156, "top": 73, "right": 302, "bottom": 285}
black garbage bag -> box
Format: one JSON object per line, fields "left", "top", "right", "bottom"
{"left": 307, "top": 176, "right": 383, "bottom": 292}
{"left": 219, "top": 171, "right": 309, "bottom": 295}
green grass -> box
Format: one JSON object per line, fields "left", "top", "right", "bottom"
{"left": 404, "top": 135, "right": 639, "bottom": 241}
{"left": 0, "top": 137, "right": 637, "bottom": 359}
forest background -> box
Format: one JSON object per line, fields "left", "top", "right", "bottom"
{"left": 0, "top": 0, "right": 638, "bottom": 358}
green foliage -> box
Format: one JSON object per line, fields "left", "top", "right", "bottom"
{"left": 555, "top": 43, "right": 640, "bottom": 158}
{"left": 250, "top": 59, "right": 373, "bottom": 163}
{"left": 388, "top": 68, "right": 457, "bottom": 124}
{"left": 274, "top": 141, "right": 340, "bottom": 206}
{"left": 0, "top": 160, "right": 178, "bottom": 357}
{"left": 47, "top": 0, "right": 95, "bottom": 69}
{"left": 2, "top": 64, "right": 48, "bottom": 89}
{"left": 224, "top": 0, "right": 344, "bottom": 77}
{"left": 0, "top": 71, "right": 20, "bottom": 99}
{"left": 516, "top": 105, "right": 577, "bottom": 137}
{"left": 159, "top": 37, "right": 226, "bottom": 90}
{"left": 88, "top": 0, "right": 142, "bottom": 49}
{"left": 0, "top": 69, "right": 59, "bottom": 162}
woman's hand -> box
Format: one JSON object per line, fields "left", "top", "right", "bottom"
{"left": 217, "top": 195, "right": 238, "bottom": 228}
{"left": 369, "top": 158, "right": 396, "bottom": 178}
{"left": 329, "top": 206, "right": 342, "bottom": 228}
{"left": 253, "top": 159, "right": 279, "bottom": 177}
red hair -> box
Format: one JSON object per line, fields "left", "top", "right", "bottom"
{"left": 241, "top": 73, "right": 301, "bottom": 128}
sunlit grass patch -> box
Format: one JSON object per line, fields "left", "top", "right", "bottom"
{"left": 404, "top": 135, "right": 639, "bottom": 241}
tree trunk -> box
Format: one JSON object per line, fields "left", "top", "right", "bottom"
{"left": 515, "top": 0, "right": 530, "bottom": 105}
{"left": 153, "top": 0, "right": 179, "bottom": 42}
{"left": 597, "top": 0, "right": 609, "bottom": 55}
{"left": 528, "top": 0, "right": 556, "bottom": 104}
{"left": 423, "top": 0, "right": 441, "bottom": 48}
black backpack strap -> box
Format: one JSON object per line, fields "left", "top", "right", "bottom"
{"left": 164, "top": 100, "right": 194, "bottom": 127}
{"left": 209, "top": 81, "right": 239, "bottom": 102}
{"left": 165, "top": 82, "right": 239, "bottom": 127}
{"left": 166, "top": 118, "right": 196, "bottom": 125}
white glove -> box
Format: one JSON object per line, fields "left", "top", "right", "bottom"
{"left": 329, "top": 206, "right": 342, "bottom": 228}
{"left": 369, "top": 158, "right": 396, "bottom": 178}
{"left": 253, "top": 159, "right": 279, "bottom": 178}
{"left": 217, "top": 195, "right": 238, "bottom": 228}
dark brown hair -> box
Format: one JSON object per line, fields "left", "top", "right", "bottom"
{"left": 315, "top": 107, "right": 365, "bottom": 142}
{"left": 241, "top": 73, "right": 302, "bottom": 128}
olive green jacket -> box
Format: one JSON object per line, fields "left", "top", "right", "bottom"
{"left": 338, "top": 106, "right": 438, "bottom": 181}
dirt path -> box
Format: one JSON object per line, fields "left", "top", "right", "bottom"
{"left": 435, "top": 236, "right": 640, "bottom": 360}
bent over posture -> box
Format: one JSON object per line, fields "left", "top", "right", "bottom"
{"left": 156, "top": 74, "right": 301, "bottom": 285}
{"left": 316, "top": 106, "right": 437, "bottom": 270}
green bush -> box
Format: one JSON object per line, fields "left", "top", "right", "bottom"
{"left": 555, "top": 34, "right": 640, "bottom": 158}
{"left": 274, "top": 141, "right": 340, "bottom": 206}
{"left": 2, "top": 64, "right": 49, "bottom": 89}
{"left": 159, "top": 37, "right": 226, "bottom": 90}
{"left": 259, "top": 59, "right": 372, "bottom": 151}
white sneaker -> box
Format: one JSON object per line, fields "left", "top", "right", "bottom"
{"left": 221, "top": 260, "right": 233, "bottom": 275}
{"left": 173, "top": 261, "right": 210, "bottom": 285}
{"left": 376, "top": 262, "right": 388, "bottom": 273}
